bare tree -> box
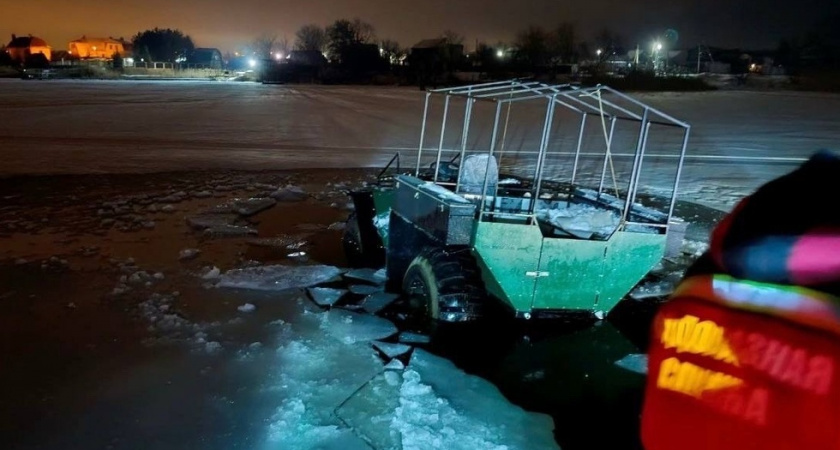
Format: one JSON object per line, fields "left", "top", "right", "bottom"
{"left": 441, "top": 29, "right": 465, "bottom": 46}
{"left": 594, "top": 28, "right": 623, "bottom": 58}
{"left": 295, "top": 24, "right": 327, "bottom": 52}
{"left": 379, "top": 38, "right": 402, "bottom": 64}
{"left": 552, "top": 22, "right": 578, "bottom": 64}
{"left": 351, "top": 18, "right": 376, "bottom": 44}
{"left": 251, "top": 33, "right": 277, "bottom": 59}
{"left": 515, "top": 26, "right": 550, "bottom": 68}
{"left": 274, "top": 36, "right": 289, "bottom": 58}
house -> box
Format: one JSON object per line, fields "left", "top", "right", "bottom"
{"left": 69, "top": 36, "right": 126, "bottom": 59}
{"left": 408, "top": 38, "right": 464, "bottom": 87}
{"left": 186, "top": 48, "right": 223, "bottom": 69}
{"left": 6, "top": 34, "right": 51, "bottom": 63}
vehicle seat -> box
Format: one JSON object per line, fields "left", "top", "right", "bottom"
{"left": 457, "top": 154, "right": 498, "bottom": 195}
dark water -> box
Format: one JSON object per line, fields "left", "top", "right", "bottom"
{"left": 413, "top": 301, "right": 658, "bottom": 450}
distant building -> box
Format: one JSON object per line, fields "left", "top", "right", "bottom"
{"left": 6, "top": 34, "right": 51, "bottom": 63}
{"left": 186, "top": 48, "right": 224, "bottom": 69}
{"left": 286, "top": 50, "right": 328, "bottom": 67}
{"left": 69, "top": 36, "right": 127, "bottom": 59}
{"left": 409, "top": 38, "right": 464, "bottom": 87}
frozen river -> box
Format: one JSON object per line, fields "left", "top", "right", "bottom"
{"left": 1, "top": 79, "right": 838, "bottom": 208}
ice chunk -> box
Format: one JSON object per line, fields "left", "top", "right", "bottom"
{"left": 202, "top": 224, "right": 258, "bottom": 237}
{"left": 179, "top": 248, "right": 200, "bottom": 260}
{"left": 373, "top": 210, "right": 390, "bottom": 235}
{"left": 344, "top": 268, "right": 388, "bottom": 285}
{"left": 186, "top": 214, "right": 236, "bottom": 230}
{"left": 204, "top": 341, "right": 222, "bottom": 353}
{"left": 615, "top": 353, "right": 648, "bottom": 375}
{"left": 629, "top": 280, "right": 675, "bottom": 301}
{"left": 201, "top": 266, "right": 221, "bottom": 280}
{"left": 231, "top": 197, "right": 276, "bottom": 216}
{"left": 348, "top": 284, "right": 382, "bottom": 296}
{"left": 682, "top": 239, "right": 709, "bottom": 257}
{"left": 266, "top": 318, "right": 385, "bottom": 449}
{"left": 327, "top": 221, "right": 346, "bottom": 231}
{"left": 307, "top": 287, "right": 347, "bottom": 307}
{"left": 537, "top": 203, "right": 620, "bottom": 238}
{"left": 399, "top": 332, "right": 431, "bottom": 344}
{"left": 158, "top": 191, "right": 188, "bottom": 203}
{"left": 373, "top": 341, "right": 412, "bottom": 359}
{"left": 270, "top": 185, "right": 307, "bottom": 202}
{"left": 320, "top": 309, "right": 398, "bottom": 344}
{"left": 385, "top": 359, "right": 405, "bottom": 371}
{"left": 237, "top": 303, "right": 256, "bottom": 313}
{"left": 389, "top": 349, "right": 559, "bottom": 450}
{"left": 246, "top": 234, "right": 311, "bottom": 250}
{"left": 217, "top": 264, "right": 343, "bottom": 291}
{"left": 361, "top": 292, "right": 399, "bottom": 314}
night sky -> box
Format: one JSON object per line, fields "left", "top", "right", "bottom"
{"left": 2, "top": 0, "right": 834, "bottom": 53}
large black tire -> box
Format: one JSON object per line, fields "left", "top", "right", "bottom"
{"left": 402, "top": 247, "right": 486, "bottom": 322}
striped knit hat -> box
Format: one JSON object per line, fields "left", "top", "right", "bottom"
{"left": 707, "top": 150, "right": 840, "bottom": 295}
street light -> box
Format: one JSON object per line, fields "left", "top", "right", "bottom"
{"left": 596, "top": 49, "right": 602, "bottom": 57}
{"left": 496, "top": 49, "right": 504, "bottom": 58}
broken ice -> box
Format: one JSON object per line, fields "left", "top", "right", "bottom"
{"left": 217, "top": 265, "right": 343, "bottom": 291}
{"left": 348, "top": 284, "right": 382, "bottom": 296}
{"left": 307, "top": 287, "right": 347, "bottom": 307}
{"left": 373, "top": 341, "right": 412, "bottom": 359}
{"left": 361, "top": 292, "right": 399, "bottom": 314}
{"left": 344, "top": 268, "right": 388, "bottom": 285}
{"left": 319, "top": 309, "right": 397, "bottom": 344}
{"left": 614, "top": 354, "right": 648, "bottom": 375}
{"left": 399, "top": 332, "right": 431, "bottom": 344}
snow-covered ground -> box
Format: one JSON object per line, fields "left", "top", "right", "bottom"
{"left": 1, "top": 80, "right": 838, "bottom": 209}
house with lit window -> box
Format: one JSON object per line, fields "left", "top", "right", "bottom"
{"left": 5, "top": 34, "right": 51, "bottom": 63}
{"left": 69, "top": 36, "right": 126, "bottom": 59}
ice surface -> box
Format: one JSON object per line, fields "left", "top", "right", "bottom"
{"left": 399, "top": 332, "right": 431, "bottom": 344}
{"left": 391, "top": 349, "right": 559, "bottom": 450}
{"left": 217, "top": 264, "right": 342, "bottom": 291}
{"left": 373, "top": 341, "right": 412, "bottom": 359}
{"left": 319, "top": 309, "right": 398, "bottom": 344}
{"left": 537, "top": 203, "right": 620, "bottom": 238}
{"left": 265, "top": 314, "right": 385, "bottom": 450}
{"left": 614, "top": 354, "right": 648, "bottom": 375}
{"left": 307, "top": 287, "right": 347, "bottom": 307}
{"left": 344, "top": 267, "right": 388, "bottom": 285}
{"left": 3, "top": 83, "right": 837, "bottom": 213}
{"left": 361, "top": 292, "right": 399, "bottom": 314}
{"left": 186, "top": 213, "right": 238, "bottom": 230}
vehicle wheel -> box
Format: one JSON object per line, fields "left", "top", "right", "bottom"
{"left": 402, "top": 247, "right": 486, "bottom": 322}
{"left": 342, "top": 212, "right": 366, "bottom": 267}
